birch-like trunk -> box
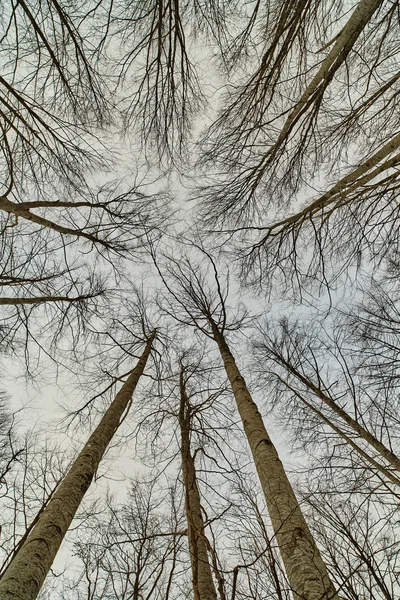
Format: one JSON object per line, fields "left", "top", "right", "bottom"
{"left": 211, "top": 325, "right": 339, "bottom": 600}
{"left": 0, "top": 331, "right": 155, "bottom": 600}
{"left": 0, "top": 294, "right": 97, "bottom": 305}
{"left": 0, "top": 195, "right": 110, "bottom": 247}
{"left": 179, "top": 370, "right": 218, "bottom": 600}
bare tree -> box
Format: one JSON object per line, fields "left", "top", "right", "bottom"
{"left": 154, "top": 243, "right": 340, "bottom": 600}
{"left": 0, "top": 331, "right": 155, "bottom": 600}
{"left": 61, "top": 479, "right": 186, "bottom": 600}
{"left": 0, "top": 434, "right": 66, "bottom": 581}
{"left": 252, "top": 317, "right": 400, "bottom": 487}
{"left": 199, "top": 0, "right": 397, "bottom": 224}
{"left": 95, "top": 0, "right": 236, "bottom": 160}
{"left": 0, "top": 0, "right": 108, "bottom": 199}
{"left": 302, "top": 476, "right": 399, "bottom": 599}
{"left": 179, "top": 360, "right": 219, "bottom": 600}
{"left": 0, "top": 176, "right": 169, "bottom": 254}
{"left": 0, "top": 392, "right": 20, "bottom": 474}
{"left": 236, "top": 131, "right": 400, "bottom": 292}
{"left": 228, "top": 474, "right": 290, "bottom": 600}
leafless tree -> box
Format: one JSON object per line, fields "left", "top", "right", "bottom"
{"left": 0, "top": 433, "right": 66, "bottom": 579}
{"left": 199, "top": 0, "right": 398, "bottom": 223}
{"left": 153, "top": 241, "right": 340, "bottom": 600}
{"left": 235, "top": 131, "right": 400, "bottom": 293}
{"left": 61, "top": 479, "right": 187, "bottom": 600}
{"left": 227, "top": 475, "right": 290, "bottom": 600}
{"left": 94, "top": 0, "right": 236, "bottom": 161}
{"left": 252, "top": 316, "right": 400, "bottom": 491}
{"left": 0, "top": 331, "right": 155, "bottom": 600}
{"left": 0, "top": 0, "right": 108, "bottom": 199}
{"left": 301, "top": 476, "right": 399, "bottom": 599}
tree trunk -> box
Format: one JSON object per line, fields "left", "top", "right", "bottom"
{"left": 0, "top": 195, "right": 110, "bottom": 247}
{"left": 278, "top": 358, "right": 400, "bottom": 473}
{"left": 280, "top": 379, "right": 400, "bottom": 488}
{"left": 179, "top": 368, "right": 218, "bottom": 600}
{"left": 264, "top": 0, "right": 383, "bottom": 161}
{"left": 0, "top": 294, "right": 98, "bottom": 305}
{"left": 211, "top": 324, "right": 339, "bottom": 600}
{"left": 0, "top": 331, "right": 155, "bottom": 600}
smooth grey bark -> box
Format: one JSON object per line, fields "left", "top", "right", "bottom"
{"left": 0, "top": 294, "right": 98, "bottom": 305}
{"left": 0, "top": 195, "right": 111, "bottom": 248}
{"left": 211, "top": 324, "right": 340, "bottom": 600}
{"left": 179, "top": 368, "right": 218, "bottom": 600}
{"left": 0, "top": 331, "right": 155, "bottom": 600}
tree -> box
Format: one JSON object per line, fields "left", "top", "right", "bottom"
{"left": 302, "top": 474, "right": 399, "bottom": 599}
{"left": 2, "top": 1, "right": 400, "bottom": 598}
{"left": 0, "top": 0, "right": 107, "bottom": 199}
{"left": 93, "top": 0, "right": 236, "bottom": 161}
{"left": 179, "top": 360, "right": 219, "bottom": 600}
{"left": 155, "top": 244, "right": 340, "bottom": 600}
{"left": 200, "top": 0, "right": 397, "bottom": 223}
{"left": 64, "top": 480, "right": 186, "bottom": 600}
{"left": 0, "top": 434, "right": 66, "bottom": 581}
{"left": 0, "top": 331, "right": 155, "bottom": 600}
{"left": 252, "top": 317, "right": 400, "bottom": 486}
{"left": 238, "top": 131, "right": 400, "bottom": 292}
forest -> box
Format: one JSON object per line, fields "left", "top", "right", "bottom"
{"left": 0, "top": 0, "right": 399, "bottom": 598}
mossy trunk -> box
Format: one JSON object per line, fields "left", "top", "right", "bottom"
{"left": 212, "top": 325, "right": 339, "bottom": 600}
{"left": 179, "top": 370, "right": 218, "bottom": 600}
{"left": 0, "top": 332, "right": 155, "bottom": 600}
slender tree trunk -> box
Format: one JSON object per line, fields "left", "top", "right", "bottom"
{"left": 280, "top": 379, "right": 400, "bottom": 488}
{"left": 0, "top": 331, "right": 155, "bottom": 600}
{"left": 211, "top": 324, "right": 339, "bottom": 600}
{"left": 179, "top": 368, "right": 218, "bottom": 600}
{"left": 262, "top": 0, "right": 383, "bottom": 162}
{"left": 278, "top": 358, "right": 400, "bottom": 473}
{"left": 0, "top": 195, "right": 110, "bottom": 247}
{"left": 0, "top": 294, "right": 98, "bottom": 305}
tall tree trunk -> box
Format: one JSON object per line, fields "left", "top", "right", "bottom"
{"left": 0, "top": 331, "right": 155, "bottom": 600}
{"left": 0, "top": 294, "right": 99, "bottom": 305}
{"left": 277, "top": 357, "right": 400, "bottom": 473}
{"left": 263, "top": 0, "right": 383, "bottom": 162}
{"left": 210, "top": 324, "right": 339, "bottom": 600}
{"left": 280, "top": 379, "right": 400, "bottom": 488}
{"left": 0, "top": 195, "right": 110, "bottom": 248}
{"left": 179, "top": 367, "right": 218, "bottom": 600}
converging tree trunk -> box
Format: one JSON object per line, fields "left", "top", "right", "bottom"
{"left": 280, "top": 380, "right": 400, "bottom": 488}
{"left": 179, "top": 365, "right": 218, "bottom": 600}
{"left": 0, "top": 331, "right": 155, "bottom": 600}
{"left": 274, "top": 355, "right": 400, "bottom": 475}
{"left": 263, "top": 0, "right": 383, "bottom": 162}
{"left": 210, "top": 323, "right": 339, "bottom": 600}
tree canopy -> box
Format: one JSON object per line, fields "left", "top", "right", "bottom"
{"left": 0, "top": 1, "right": 399, "bottom": 599}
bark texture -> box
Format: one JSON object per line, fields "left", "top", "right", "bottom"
{"left": 0, "top": 294, "right": 96, "bottom": 305}
{"left": 179, "top": 369, "right": 218, "bottom": 600}
{"left": 211, "top": 325, "right": 339, "bottom": 600}
{"left": 0, "top": 332, "right": 155, "bottom": 600}
{"left": 0, "top": 195, "right": 110, "bottom": 247}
